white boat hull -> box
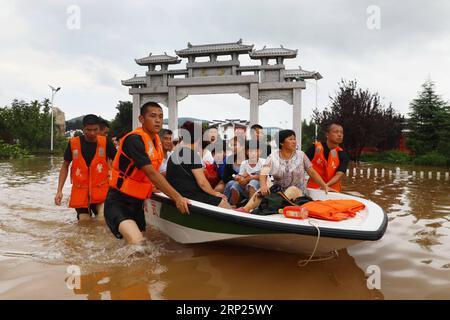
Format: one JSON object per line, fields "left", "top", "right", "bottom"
{"left": 147, "top": 213, "right": 362, "bottom": 255}
{"left": 144, "top": 189, "right": 387, "bottom": 255}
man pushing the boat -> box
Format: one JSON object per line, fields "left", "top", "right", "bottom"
{"left": 105, "top": 101, "right": 190, "bottom": 244}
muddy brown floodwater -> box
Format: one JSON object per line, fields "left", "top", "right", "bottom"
{"left": 0, "top": 156, "right": 448, "bottom": 299}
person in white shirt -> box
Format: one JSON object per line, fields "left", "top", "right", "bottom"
{"left": 229, "top": 142, "right": 264, "bottom": 206}
{"left": 159, "top": 129, "right": 174, "bottom": 176}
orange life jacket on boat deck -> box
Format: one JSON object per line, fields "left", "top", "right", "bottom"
{"left": 307, "top": 141, "right": 343, "bottom": 192}
{"left": 299, "top": 199, "right": 365, "bottom": 221}
{"left": 69, "top": 135, "right": 109, "bottom": 208}
{"left": 109, "top": 127, "right": 164, "bottom": 200}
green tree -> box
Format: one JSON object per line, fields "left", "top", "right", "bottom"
{"left": 313, "top": 80, "right": 404, "bottom": 160}
{"left": 407, "top": 80, "right": 450, "bottom": 157}
{"left": 65, "top": 118, "right": 83, "bottom": 131}
{"left": 301, "top": 119, "right": 317, "bottom": 151}
{"left": 374, "top": 104, "right": 405, "bottom": 151}
{"left": 0, "top": 99, "right": 54, "bottom": 150}
{"left": 110, "top": 101, "right": 132, "bottom": 137}
{"left": 0, "top": 107, "right": 13, "bottom": 143}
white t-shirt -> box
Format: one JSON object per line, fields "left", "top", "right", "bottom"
{"left": 159, "top": 151, "right": 173, "bottom": 173}
{"left": 239, "top": 158, "right": 265, "bottom": 176}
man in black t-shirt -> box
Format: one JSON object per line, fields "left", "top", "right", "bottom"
{"left": 63, "top": 135, "right": 116, "bottom": 165}
{"left": 305, "top": 123, "right": 349, "bottom": 191}
{"left": 165, "top": 121, "right": 230, "bottom": 208}
{"left": 98, "top": 118, "right": 110, "bottom": 137}
{"left": 55, "top": 115, "right": 116, "bottom": 221}
{"left": 104, "top": 102, "right": 190, "bottom": 244}
{"left": 305, "top": 142, "right": 349, "bottom": 174}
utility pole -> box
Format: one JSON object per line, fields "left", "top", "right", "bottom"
{"left": 49, "top": 85, "right": 61, "bottom": 151}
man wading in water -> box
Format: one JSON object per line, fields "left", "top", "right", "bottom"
{"left": 54, "top": 114, "right": 117, "bottom": 221}
{"left": 306, "top": 123, "right": 349, "bottom": 192}
{"left": 105, "top": 102, "right": 190, "bottom": 244}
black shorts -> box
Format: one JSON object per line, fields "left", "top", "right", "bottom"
{"left": 104, "top": 188, "right": 146, "bottom": 239}
{"left": 75, "top": 204, "right": 98, "bottom": 220}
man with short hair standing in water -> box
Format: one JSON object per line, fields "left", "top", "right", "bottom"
{"left": 105, "top": 102, "right": 190, "bottom": 244}
{"left": 98, "top": 118, "right": 110, "bottom": 137}
{"left": 54, "top": 114, "right": 117, "bottom": 221}
{"left": 306, "top": 123, "right": 349, "bottom": 192}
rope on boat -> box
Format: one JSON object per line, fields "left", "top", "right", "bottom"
{"left": 297, "top": 220, "right": 339, "bottom": 267}
{"left": 0, "top": 251, "right": 41, "bottom": 259}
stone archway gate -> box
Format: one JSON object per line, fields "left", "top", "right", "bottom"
{"left": 122, "top": 39, "right": 321, "bottom": 146}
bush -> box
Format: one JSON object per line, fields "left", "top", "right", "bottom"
{"left": 414, "top": 152, "right": 449, "bottom": 167}
{"left": 383, "top": 151, "right": 413, "bottom": 164}
{"left": 360, "top": 150, "right": 449, "bottom": 167}
{"left": 360, "top": 150, "right": 412, "bottom": 164}
{"left": 0, "top": 140, "right": 29, "bottom": 159}
{"left": 358, "top": 152, "right": 381, "bottom": 162}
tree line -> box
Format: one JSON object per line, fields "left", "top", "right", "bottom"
{"left": 407, "top": 80, "right": 449, "bottom": 160}
{"left": 1, "top": 80, "right": 448, "bottom": 166}
{"left": 0, "top": 99, "right": 56, "bottom": 151}
{"left": 65, "top": 101, "right": 132, "bottom": 137}
{"left": 311, "top": 79, "right": 449, "bottom": 166}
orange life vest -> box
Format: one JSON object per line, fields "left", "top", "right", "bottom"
{"left": 110, "top": 127, "right": 164, "bottom": 200}
{"left": 69, "top": 136, "right": 110, "bottom": 208}
{"left": 307, "top": 141, "right": 343, "bottom": 192}
{"left": 299, "top": 199, "right": 365, "bottom": 221}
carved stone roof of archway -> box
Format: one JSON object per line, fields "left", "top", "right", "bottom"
{"left": 122, "top": 75, "right": 146, "bottom": 86}
{"left": 250, "top": 46, "right": 298, "bottom": 59}
{"left": 284, "top": 68, "right": 322, "bottom": 80}
{"left": 135, "top": 53, "right": 181, "bottom": 65}
{"left": 176, "top": 39, "right": 254, "bottom": 57}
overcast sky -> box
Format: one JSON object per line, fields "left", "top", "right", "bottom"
{"left": 1, "top": 0, "right": 449, "bottom": 128}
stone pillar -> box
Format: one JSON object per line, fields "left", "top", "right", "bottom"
{"left": 292, "top": 88, "right": 302, "bottom": 148}
{"left": 132, "top": 94, "right": 141, "bottom": 129}
{"left": 168, "top": 86, "right": 178, "bottom": 132}
{"left": 249, "top": 84, "right": 259, "bottom": 126}
{"left": 260, "top": 70, "right": 265, "bottom": 82}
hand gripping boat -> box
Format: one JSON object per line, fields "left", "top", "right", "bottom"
{"left": 144, "top": 189, "right": 387, "bottom": 255}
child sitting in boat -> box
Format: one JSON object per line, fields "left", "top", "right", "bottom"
{"left": 229, "top": 141, "right": 265, "bottom": 206}
{"left": 235, "top": 129, "right": 329, "bottom": 213}
{"left": 223, "top": 135, "right": 246, "bottom": 201}
{"left": 203, "top": 141, "right": 227, "bottom": 193}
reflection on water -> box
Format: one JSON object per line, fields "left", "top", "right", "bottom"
{"left": 345, "top": 162, "right": 450, "bottom": 299}
{"left": 67, "top": 245, "right": 383, "bottom": 300}
{"left": 0, "top": 157, "right": 448, "bottom": 299}
{"left": 0, "top": 157, "right": 53, "bottom": 187}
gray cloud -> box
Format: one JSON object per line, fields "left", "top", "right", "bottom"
{"left": 1, "top": 0, "right": 449, "bottom": 124}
